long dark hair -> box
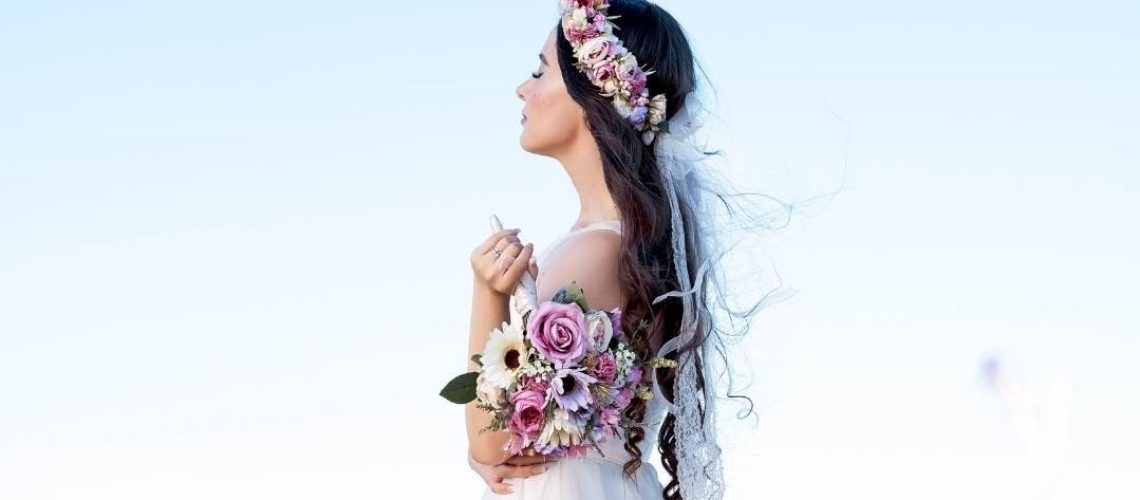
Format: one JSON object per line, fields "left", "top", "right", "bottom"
{"left": 555, "top": 2, "right": 736, "bottom": 498}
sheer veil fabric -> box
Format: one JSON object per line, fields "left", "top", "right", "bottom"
{"left": 648, "top": 90, "right": 799, "bottom": 499}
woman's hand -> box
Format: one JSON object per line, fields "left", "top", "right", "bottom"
{"left": 470, "top": 228, "right": 538, "bottom": 296}
{"left": 468, "top": 449, "right": 561, "bottom": 495}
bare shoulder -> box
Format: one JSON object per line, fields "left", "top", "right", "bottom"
{"left": 537, "top": 229, "right": 624, "bottom": 310}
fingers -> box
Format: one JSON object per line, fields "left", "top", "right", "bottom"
{"left": 489, "top": 478, "right": 513, "bottom": 495}
{"left": 494, "top": 240, "right": 524, "bottom": 271}
{"left": 490, "top": 235, "right": 522, "bottom": 255}
{"left": 477, "top": 237, "right": 524, "bottom": 282}
{"left": 479, "top": 229, "right": 522, "bottom": 255}
{"left": 495, "top": 242, "right": 534, "bottom": 289}
{"left": 497, "top": 463, "right": 549, "bottom": 479}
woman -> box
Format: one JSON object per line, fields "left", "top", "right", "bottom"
{"left": 464, "top": 1, "right": 794, "bottom": 498}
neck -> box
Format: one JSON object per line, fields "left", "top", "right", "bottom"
{"left": 556, "top": 134, "right": 622, "bottom": 226}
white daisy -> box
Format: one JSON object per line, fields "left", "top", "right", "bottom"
{"left": 482, "top": 320, "right": 527, "bottom": 390}
{"left": 536, "top": 407, "right": 586, "bottom": 450}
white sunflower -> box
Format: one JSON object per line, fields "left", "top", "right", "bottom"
{"left": 482, "top": 320, "right": 528, "bottom": 390}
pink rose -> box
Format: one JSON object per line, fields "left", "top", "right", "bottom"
{"left": 590, "top": 62, "right": 615, "bottom": 86}
{"left": 577, "top": 37, "right": 612, "bottom": 68}
{"left": 508, "top": 379, "right": 549, "bottom": 452}
{"left": 527, "top": 301, "right": 589, "bottom": 368}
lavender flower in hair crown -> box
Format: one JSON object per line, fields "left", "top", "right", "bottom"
{"left": 559, "top": 0, "right": 669, "bottom": 146}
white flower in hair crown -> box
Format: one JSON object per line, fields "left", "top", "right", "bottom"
{"left": 559, "top": 0, "right": 669, "bottom": 146}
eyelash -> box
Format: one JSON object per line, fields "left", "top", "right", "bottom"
{"left": 531, "top": 71, "right": 543, "bottom": 79}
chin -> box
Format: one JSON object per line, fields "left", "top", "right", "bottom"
{"left": 519, "top": 133, "right": 544, "bottom": 155}
{"left": 519, "top": 134, "right": 534, "bottom": 153}
{"left": 519, "top": 132, "right": 566, "bottom": 157}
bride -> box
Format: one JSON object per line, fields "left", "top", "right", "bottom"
{"left": 463, "top": 1, "right": 792, "bottom": 498}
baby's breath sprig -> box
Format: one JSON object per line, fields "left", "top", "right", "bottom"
{"left": 645, "top": 356, "right": 679, "bottom": 369}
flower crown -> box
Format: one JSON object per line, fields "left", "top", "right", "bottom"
{"left": 559, "top": 0, "right": 669, "bottom": 146}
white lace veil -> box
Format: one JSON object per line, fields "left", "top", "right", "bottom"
{"left": 647, "top": 89, "right": 800, "bottom": 499}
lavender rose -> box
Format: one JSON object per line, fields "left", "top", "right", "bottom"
{"left": 527, "top": 301, "right": 589, "bottom": 368}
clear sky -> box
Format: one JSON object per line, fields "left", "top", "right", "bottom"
{"left": 1, "top": 1, "right": 1137, "bottom": 499}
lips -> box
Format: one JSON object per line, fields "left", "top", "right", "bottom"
{"left": 521, "top": 112, "right": 527, "bottom": 124}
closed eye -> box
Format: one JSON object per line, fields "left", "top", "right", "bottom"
{"left": 531, "top": 71, "right": 543, "bottom": 79}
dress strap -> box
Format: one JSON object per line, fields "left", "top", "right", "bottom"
{"left": 548, "top": 220, "right": 622, "bottom": 253}
{"left": 568, "top": 218, "right": 623, "bottom": 234}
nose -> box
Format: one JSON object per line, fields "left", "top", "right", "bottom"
{"left": 516, "top": 79, "right": 527, "bottom": 102}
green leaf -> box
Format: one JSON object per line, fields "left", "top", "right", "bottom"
{"left": 439, "top": 371, "right": 479, "bottom": 404}
{"left": 658, "top": 120, "right": 671, "bottom": 134}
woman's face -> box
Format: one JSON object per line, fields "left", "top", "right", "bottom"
{"left": 516, "top": 28, "right": 586, "bottom": 156}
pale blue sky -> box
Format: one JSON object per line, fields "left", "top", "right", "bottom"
{"left": 1, "top": 1, "right": 1137, "bottom": 498}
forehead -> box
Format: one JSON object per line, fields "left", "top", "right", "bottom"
{"left": 543, "top": 27, "right": 557, "bottom": 55}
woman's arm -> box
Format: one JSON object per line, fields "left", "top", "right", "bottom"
{"left": 466, "top": 229, "right": 621, "bottom": 465}
{"left": 465, "top": 275, "right": 516, "bottom": 465}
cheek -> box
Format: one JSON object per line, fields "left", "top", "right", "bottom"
{"left": 520, "top": 77, "right": 582, "bottom": 152}
{"left": 528, "top": 83, "right": 558, "bottom": 114}
{"left": 528, "top": 84, "right": 578, "bottom": 132}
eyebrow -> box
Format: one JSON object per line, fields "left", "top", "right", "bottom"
{"left": 539, "top": 53, "right": 548, "bottom": 66}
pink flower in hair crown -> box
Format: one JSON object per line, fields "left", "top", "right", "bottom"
{"left": 559, "top": 0, "right": 670, "bottom": 145}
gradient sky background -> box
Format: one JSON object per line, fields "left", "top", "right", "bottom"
{"left": 1, "top": 1, "right": 1137, "bottom": 499}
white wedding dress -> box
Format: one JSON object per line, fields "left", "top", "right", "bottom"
{"left": 480, "top": 219, "right": 669, "bottom": 499}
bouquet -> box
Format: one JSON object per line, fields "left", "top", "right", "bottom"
{"left": 440, "top": 281, "right": 676, "bottom": 459}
